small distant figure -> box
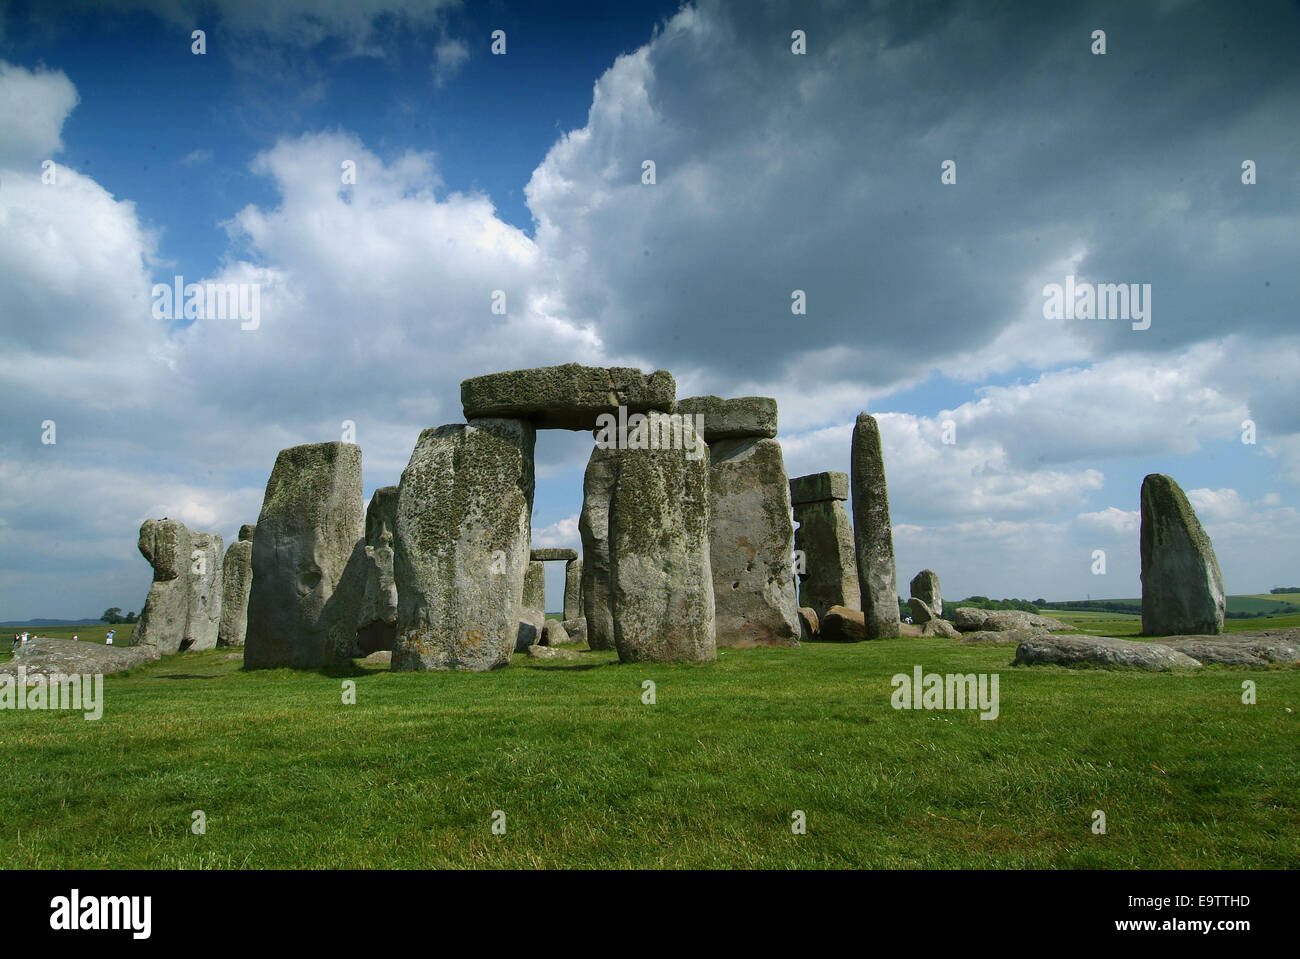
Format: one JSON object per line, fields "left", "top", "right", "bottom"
{"left": 10, "top": 634, "right": 18, "bottom": 652}
{"left": 105, "top": 629, "right": 115, "bottom": 646}
{"left": 904, "top": 616, "right": 913, "bottom": 625}
{"left": 20, "top": 631, "right": 29, "bottom": 647}
{"left": 72, "top": 633, "right": 79, "bottom": 642}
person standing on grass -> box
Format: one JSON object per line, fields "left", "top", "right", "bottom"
{"left": 106, "top": 629, "right": 115, "bottom": 646}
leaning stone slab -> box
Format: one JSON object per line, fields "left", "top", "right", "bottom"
{"left": 515, "top": 607, "right": 546, "bottom": 652}
{"left": 523, "top": 560, "right": 546, "bottom": 610}
{"left": 851, "top": 414, "right": 901, "bottom": 639}
{"left": 609, "top": 412, "right": 716, "bottom": 663}
{"left": 798, "top": 607, "right": 819, "bottom": 642}
{"left": 563, "top": 560, "right": 583, "bottom": 622}
{"left": 135, "top": 518, "right": 223, "bottom": 654}
{"left": 1013, "top": 634, "right": 1202, "bottom": 670}
{"left": 821, "top": 606, "right": 866, "bottom": 643}
{"left": 674, "top": 395, "right": 777, "bottom": 442}
{"left": 2, "top": 637, "right": 160, "bottom": 679}
{"left": 245, "top": 442, "right": 367, "bottom": 669}
{"left": 789, "top": 471, "right": 849, "bottom": 505}
{"left": 393, "top": 420, "right": 536, "bottom": 671}
{"left": 792, "top": 496, "right": 860, "bottom": 619}
{"left": 908, "top": 597, "right": 935, "bottom": 624}
{"left": 531, "top": 548, "right": 578, "bottom": 562}
{"left": 922, "top": 619, "right": 961, "bottom": 639}
{"left": 1165, "top": 629, "right": 1300, "bottom": 667}
{"left": 706, "top": 437, "right": 800, "bottom": 647}
{"left": 909, "top": 569, "right": 942, "bottom": 617}
{"left": 461, "top": 363, "right": 676, "bottom": 431}
{"left": 560, "top": 617, "right": 587, "bottom": 646}
{"left": 1141, "top": 473, "right": 1226, "bottom": 636}
{"left": 357, "top": 486, "right": 399, "bottom": 655}
{"left": 541, "top": 620, "right": 570, "bottom": 647}
{"left": 218, "top": 537, "right": 253, "bottom": 647}
{"left": 579, "top": 445, "right": 618, "bottom": 651}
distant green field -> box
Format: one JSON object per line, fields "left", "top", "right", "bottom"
{"left": 1043, "top": 609, "right": 1300, "bottom": 638}
{"left": 1045, "top": 594, "right": 1300, "bottom": 620}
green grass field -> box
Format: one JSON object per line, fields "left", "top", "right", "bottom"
{"left": 3, "top": 612, "right": 1297, "bottom": 869}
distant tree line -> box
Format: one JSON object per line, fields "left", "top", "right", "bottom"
{"left": 1269, "top": 587, "right": 1300, "bottom": 594}
{"left": 101, "top": 607, "right": 138, "bottom": 624}
{"left": 1044, "top": 599, "right": 1141, "bottom": 614}
{"left": 947, "top": 596, "right": 1042, "bottom": 613}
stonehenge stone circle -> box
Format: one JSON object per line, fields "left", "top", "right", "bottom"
{"left": 392, "top": 419, "right": 536, "bottom": 671}
{"left": 789, "top": 472, "right": 860, "bottom": 619}
{"left": 524, "top": 560, "right": 547, "bottom": 610}
{"left": 909, "top": 569, "right": 942, "bottom": 617}
{"left": 135, "top": 518, "right": 223, "bottom": 654}
{"left": 217, "top": 524, "right": 255, "bottom": 647}
{"left": 357, "top": 486, "right": 399, "bottom": 655}
{"left": 579, "top": 445, "right": 618, "bottom": 651}
{"left": 700, "top": 435, "right": 799, "bottom": 646}
{"left": 851, "top": 413, "right": 901, "bottom": 639}
{"left": 244, "top": 442, "right": 367, "bottom": 669}
{"left": 608, "top": 412, "right": 716, "bottom": 663}
{"left": 563, "top": 559, "right": 583, "bottom": 622}
{"left": 674, "top": 395, "right": 778, "bottom": 442}
{"left": 1140, "top": 473, "right": 1226, "bottom": 636}
{"left": 461, "top": 363, "right": 675, "bottom": 431}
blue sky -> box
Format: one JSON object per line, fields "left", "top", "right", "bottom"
{"left": 2, "top": 0, "right": 1299, "bottom": 619}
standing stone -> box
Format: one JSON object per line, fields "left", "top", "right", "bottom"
{"left": 790, "top": 472, "right": 860, "bottom": 619}
{"left": 136, "top": 518, "right": 224, "bottom": 654}
{"left": 392, "top": 419, "right": 536, "bottom": 671}
{"left": 907, "top": 597, "right": 935, "bottom": 625}
{"left": 1140, "top": 473, "right": 1226, "bottom": 636}
{"left": 909, "top": 569, "right": 942, "bottom": 617}
{"left": 851, "top": 413, "right": 901, "bottom": 639}
{"left": 609, "top": 412, "right": 716, "bottom": 663}
{"left": 704, "top": 436, "right": 799, "bottom": 647}
{"left": 523, "top": 560, "right": 546, "bottom": 611}
{"left": 217, "top": 524, "right": 255, "bottom": 647}
{"left": 579, "top": 445, "right": 618, "bottom": 651}
{"left": 563, "top": 559, "right": 583, "bottom": 622}
{"left": 244, "top": 442, "right": 366, "bottom": 669}
{"left": 357, "top": 487, "right": 399, "bottom": 655}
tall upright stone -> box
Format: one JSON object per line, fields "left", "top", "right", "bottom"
{"left": 392, "top": 419, "right": 536, "bottom": 671}
{"left": 851, "top": 413, "right": 901, "bottom": 639}
{"left": 609, "top": 412, "right": 716, "bottom": 662}
{"left": 579, "top": 445, "right": 618, "bottom": 651}
{"left": 217, "top": 524, "right": 256, "bottom": 647}
{"left": 244, "top": 442, "right": 366, "bottom": 669}
{"left": 676, "top": 396, "right": 797, "bottom": 647}
{"left": 523, "top": 560, "right": 546, "bottom": 611}
{"left": 136, "top": 518, "right": 224, "bottom": 654}
{"left": 909, "top": 569, "right": 942, "bottom": 617}
{"left": 563, "top": 559, "right": 583, "bottom": 622}
{"left": 357, "top": 487, "right": 398, "bottom": 655}
{"left": 1141, "top": 473, "right": 1226, "bottom": 636}
{"left": 789, "top": 472, "right": 860, "bottom": 619}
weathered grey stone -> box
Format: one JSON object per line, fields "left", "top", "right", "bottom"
{"left": 1165, "top": 629, "right": 1300, "bottom": 667}
{"left": 515, "top": 607, "right": 546, "bottom": 652}
{"left": 361, "top": 650, "right": 392, "bottom": 667}
{"left": 922, "top": 618, "right": 961, "bottom": 639}
{"left": 392, "top": 420, "right": 535, "bottom": 671}
{"left": 560, "top": 617, "right": 587, "bottom": 646}
{"left": 135, "top": 518, "right": 223, "bottom": 655}
{"left": 952, "top": 608, "right": 1075, "bottom": 633}
{"left": 527, "top": 643, "right": 581, "bottom": 661}
{"left": 2, "top": 636, "right": 160, "bottom": 679}
{"left": 789, "top": 471, "right": 849, "bottom": 505}
{"left": 792, "top": 498, "right": 860, "bottom": 620}
{"left": 609, "top": 412, "right": 716, "bottom": 663}
{"left": 579, "top": 445, "right": 618, "bottom": 651}
{"left": 674, "top": 395, "right": 777, "bottom": 442}
{"left": 706, "top": 437, "right": 800, "bottom": 647}
{"left": 1014, "top": 634, "right": 1202, "bottom": 670}
{"left": 461, "top": 363, "right": 675, "bottom": 431}
{"left": 218, "top": 537, "right": 253, "bottom": 647}
{"left": 523, "top": 560, "right": 546, "bottom": 611}
{"left": 909, "top": 569, "right": 942, "bottom": 617}
{"left": 851, "top": 414, "right": 901, "bottom": 639}
{"left": 960, "top": 628, "right": 1047, "bottom": 646}
{"left": 907, "top": 597, "right": 935, "bottom": 625}
{"left": 563, "top": 560, "right": 582, "bottom": 621}
{"left": 357, "top": 486, "right": 398, "bottom": 655}
{"left": 245, "top": 442, "right": 367, "bottom": 669}
{"left": 821, "top": 605, "right": 866, "bottom": 642}
{"left": 798, "top": 607, "right": 819, "bottom": 642}
{"left": 541, "top": 619, "right": 570, "bottom": 647}
{"left": 531, "top": 548, "right": 578, "bottom": 562}
{"left": 1141, "top": 473, "right": 1226, "bottom": 636}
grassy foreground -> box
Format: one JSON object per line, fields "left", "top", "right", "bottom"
{"left": 3, "top": 614, "right": 1298, "bottom": 869}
